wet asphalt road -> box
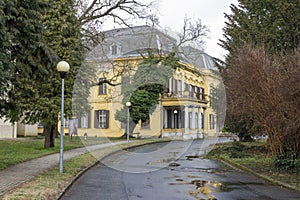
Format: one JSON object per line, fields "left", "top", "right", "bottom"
{"left": 61, "top": 139, "right": 300, "bottom": 200}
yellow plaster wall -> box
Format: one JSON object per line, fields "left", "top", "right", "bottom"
{"left": 78, "top": 57, "right": 221, "bottom": 138}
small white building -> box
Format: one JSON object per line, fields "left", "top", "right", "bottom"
{"left": 0, "top": 118, "right": 37, "bottom": 139}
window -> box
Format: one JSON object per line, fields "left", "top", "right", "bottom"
{"left": 94, "top": 110, "right": 109, "bottom": 128}
{"left": 209, "top": 114, "right": 215, "bottom": 129}
{"left": 195, "top": 86, "right": 200, "bottom": 99}
{"left": 172, "top": 78, "right": 178, "bottom": 94}
{"left": 200, "top": 87, "right": 205, "bottom": 100}
{"left": 111, "top": 45, "right": 118, "bottom": 55}
{"left": 141, "top": 118, "right": 150, "bottom": 129}
{"left": 98, "top": 78, "right": 107, "bottom": 95}
{"left": 177, "top": 80, "right": 182, "bottom": 96}
{"left": 166, "top": 109, "right": 173, "bottom": 128}
{"left": 184, "top": 83, "right": 189, "bottom": 91}
{"left": 165, "top": 79, "right": 170, "bottom": 94}
{"left": 78, "top": 112, "right": 90, "bottom": 128}
{"left": 69, "top": 118, "right": 78, "bottom": 135}
{"left": 189, "top": 85, "right": 194, "bottom": 97}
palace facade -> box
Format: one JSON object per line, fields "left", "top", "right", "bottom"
{"left": 74, "top": 26, "right": 223, "bottom": 139}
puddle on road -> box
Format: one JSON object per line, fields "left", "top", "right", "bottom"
{"left": 169, "top": 178, "right": 233, "bottom": 200}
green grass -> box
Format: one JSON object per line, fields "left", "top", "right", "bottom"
{"left": 0, "top": 136, "right": 124, "bottom": 170}
{"left": 205, "top": 141, "right": 300, "bottom": 192}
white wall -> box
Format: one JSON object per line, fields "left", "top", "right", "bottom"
{"left": 0, "top": 119, "right": 17, "bottom": 139}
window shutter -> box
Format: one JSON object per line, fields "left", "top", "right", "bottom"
{"left": 94, "top": 110, "right": 99, "bottom": 128}
{"left": 88, "top": 111, "right": 91, "bottom": 128}
{"left": 105, "top": 110, "right": 109, "bottom": 128}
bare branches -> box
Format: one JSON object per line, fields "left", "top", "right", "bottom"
{"left": 91, "top": 60, "right": 137, "bottom": 87}
{"left": 77, "top": 0, "right": 158, "bottom": 30}
{"left": 226, "top": 44, "right": 300, "bottom": 157}
{"left": 177, "top": 17, "right": 209, "bottom": 48}
{"left": 75, "top": 0, "right": 159, "bottom": 48}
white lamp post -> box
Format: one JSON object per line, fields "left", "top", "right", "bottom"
{"left": 57, "top": 61, "right": 70, "bottom": 173}
{"left": 125, "top": 102, "right": 131, "bottom": 143}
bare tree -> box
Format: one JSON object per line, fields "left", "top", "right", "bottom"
{"left": 226, "top": 44, "right": 300, "bottom": 166}
{"left": 75, "top": 0, "right": 159, "bottom": 46}
{"left": 177, "top": 17, "right": 209, "bottom": 48}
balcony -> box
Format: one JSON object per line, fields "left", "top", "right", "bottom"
{"left": 162, "top": 90, "right": 208, "bottom": 104}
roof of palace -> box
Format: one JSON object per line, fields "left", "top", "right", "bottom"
{"left": 87, "top": 25, "right": 216, "bottom": 69}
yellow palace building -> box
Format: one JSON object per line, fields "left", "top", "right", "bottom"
{"left": 72, "top": 26, "right": 224, "bottom": 139}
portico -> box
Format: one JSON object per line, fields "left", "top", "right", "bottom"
{"left": 162, "top": 105, "right": 207, "bottom": 139}
{"left": 161, "top": 84, "right": 209, "bottom": 139}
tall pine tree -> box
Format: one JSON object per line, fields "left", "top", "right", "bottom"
{"left": 1, "top": 0, "right": 56, "bottom": 124}
{"left": 39, "top": 0, "right": 86, "bottom": 148}
{"left": 220, "top": 0, "right": 300, "bottom": 64}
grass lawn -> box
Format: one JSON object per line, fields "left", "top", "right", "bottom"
{"left": 0, "top": 136, "right": 124, "bottom": 170}
{"left": 205, "top": 141, "right": 300, "bottom": 192}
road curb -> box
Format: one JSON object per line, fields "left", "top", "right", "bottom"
{"left": 57, "top": 154, "right": 100, "bottom": 200}
{"left": 219, "top": 156, "right": 300, "bottom": 193}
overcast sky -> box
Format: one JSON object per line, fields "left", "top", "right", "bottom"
{"left": 157, "top": 0, "right": 238, "bottom": 59}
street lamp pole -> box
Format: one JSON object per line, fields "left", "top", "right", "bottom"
{"left": 126, "top": 102, "right": 131, "bottom": 143}
{"left": 57, "top": 61, "right": 70, "bottom": 173}
{"left": 174, "top": 109, "right": 178, "bottom": 128}
{"left": 174, "top": 109, "right": 178, "bottom": 136}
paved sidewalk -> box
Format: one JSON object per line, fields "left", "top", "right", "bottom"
{"left": 0, "top": 141, "right": 128, "bottom": 196}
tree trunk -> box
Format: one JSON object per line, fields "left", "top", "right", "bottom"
{"left": 43, "top": 123, "right": 59, "bottom": 148}
{"left": 122, "top": 121, "right": 137, "bottom": 138}
{"left": 129, "top": 121, "right": 136, "bottom": 136}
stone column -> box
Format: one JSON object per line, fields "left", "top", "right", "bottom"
{"left": 198, "top": 107, "right": 203, "bottom": 138}
{"left": 184, "top": 106, "right": 189, "bottom": 138}
{"left": 162, "top": 108, "right": 169, "bottom": 137}
{"left": 191, "top": 106, "right": 196, "bottom": 138}
{"left": 203, "top": 107, "right": 207, "bottom": 136}
{"left": 191, "top": 106, "right": 195, "bottom": 129}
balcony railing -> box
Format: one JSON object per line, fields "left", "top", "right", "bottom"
{"left": 163, "top": 91, "right": 207, "bottom": 102}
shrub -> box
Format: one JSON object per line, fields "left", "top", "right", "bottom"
{"left": 274, "top": 147, "right": 300, "bottom": 172}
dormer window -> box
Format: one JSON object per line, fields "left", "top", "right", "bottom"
{"left": 110, "top": 43, "right": 121, "bottom": 55}
{"left": 111, "top": 45, "right": 117, "bottom": 55}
